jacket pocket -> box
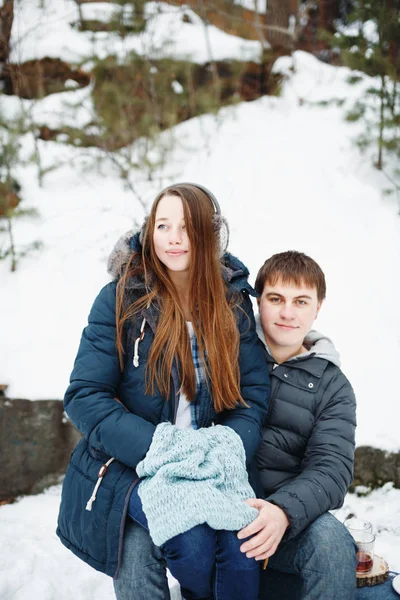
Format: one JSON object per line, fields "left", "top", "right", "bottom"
{"left": 57, "top": 437, "right": 136, "bottom": 571}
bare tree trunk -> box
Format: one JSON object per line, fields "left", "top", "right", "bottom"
{"left": 75, "top": 0, "right": 85, "bottom": 28}
{"left": 0, "top": 0, "right": 14, "bottom": 63}
{"left": 377, "top": 73, "right": 385, "bottom": 170}
{"left": 186, "top": 62, "right": 197, "bottom": 117}
{"left": 197, "top": 1, "right": 221, "bottom": 106}
{"left": 146, "top": 63, "right": 161, "bottom": 128}
{"left": 32, "top": 130, "right": 44, "bottom": 187}
{"left": 252, "top": 0, "right": 267, "bottom": 49}
{"left": 6, "top": 215, "right": 16, "bottom": 272}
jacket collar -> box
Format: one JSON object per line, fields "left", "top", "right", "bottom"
{"left": 265, "top": 351, "right": 328, "bottom": 378}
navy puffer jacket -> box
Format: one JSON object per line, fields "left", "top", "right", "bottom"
{"left": 56, "top": 233, "right": 269, "bottom": 577}
{"left": 255, "top": 324, "right": 356, "bottom": 540}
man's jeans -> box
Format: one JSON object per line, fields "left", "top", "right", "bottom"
{"left": 124, "top": 485, "right": 259, "bottom": 600}
{"left": 260, "top": 512, "right": 358, "bottom": 600}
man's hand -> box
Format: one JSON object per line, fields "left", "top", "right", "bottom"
{"left": 237, "top": 498, "right": 289, "bottom": 561}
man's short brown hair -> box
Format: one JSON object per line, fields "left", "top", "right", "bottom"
{"left": 255, "top": 251, "right": 327, "bottom": 302}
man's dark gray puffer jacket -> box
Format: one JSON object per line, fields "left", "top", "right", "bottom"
{"left": 255, "top": 320, "right": 357, "bottom": 541}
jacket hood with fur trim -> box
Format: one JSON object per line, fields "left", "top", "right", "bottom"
{"left": 106, "top": 230, "right": 255, "bottom": 295}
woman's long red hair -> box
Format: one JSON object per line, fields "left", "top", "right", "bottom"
{"left": 116, "top": 184, "right": 245, "bottom": 412}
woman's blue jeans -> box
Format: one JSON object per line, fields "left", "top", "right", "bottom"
{"left": 127, "top": 485, "right": 259, "bottom": 600}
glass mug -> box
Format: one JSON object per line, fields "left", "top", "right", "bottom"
{"left": 355, "top": 531, "right": 375, "bottom": 573}
{"left": 344, "top": 518, "right": 375, "bottom": 574}
{"left": 343, "top": 518, "right": 373, "bottom": 536}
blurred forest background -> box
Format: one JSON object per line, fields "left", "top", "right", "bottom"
{"left": 0, "top": 0, "right": 399, "bottom": 270}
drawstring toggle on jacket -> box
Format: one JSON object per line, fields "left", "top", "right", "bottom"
{"left": 133, "top": 317, "right": 147, "bottom": 368}
{"left": 85, "top": 457, "right": 116, "bottom": 511}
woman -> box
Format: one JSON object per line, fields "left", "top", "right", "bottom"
{"left": 56, "top": 183, "right": 269, "bottom": 600}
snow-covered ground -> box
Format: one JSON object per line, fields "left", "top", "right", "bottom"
{"left": 0, "top": 483, "right": 399, "bottom": 600}
{"left": 0, "top": 484, "right": 179, "bottom": 600}
{"left": 1, "top": 1, "right": 400, "bottom": 597}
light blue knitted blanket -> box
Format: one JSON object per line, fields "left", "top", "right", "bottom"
{"left": 136, "top": 422, "right": 258, "bottom": 546}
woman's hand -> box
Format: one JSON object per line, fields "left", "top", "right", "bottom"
{"left": 237, "top": 498, "right": 289, "bottom": 560}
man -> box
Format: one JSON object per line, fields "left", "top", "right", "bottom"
{"left": 238, "top": 250, "right": 357, "bottom": 599}
{"left": 114, "top": 251, "right": 358, "bottom": 600}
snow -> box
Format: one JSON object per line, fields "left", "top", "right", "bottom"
{"left": 0, "top": 84, "right": 96, "bottom": 130}
{"left": 0, "top": 483, "right": 399, "bottom": 599}
{"left": 337, "top": 19, "right": 379, "bottom": 45}
{"left": 1, "top": 1, "right": 400, "bottom": 596}
{"left": 11, "top": 0, "right": 265, "bottom": 65}
{"left": 0, "top": 484, "right": 181, "bottom": 600}
{"left": 234, "top": 0, "right": 267, "bottom": 13}
{"left": 11, "top": 0, "right": 81, "bottom": 64}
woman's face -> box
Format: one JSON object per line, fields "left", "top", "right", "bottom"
{"left": 153, "top": 194, "right": 191, "bottom": 275}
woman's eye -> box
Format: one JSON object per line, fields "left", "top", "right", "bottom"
{"left": 269, "top": 297, "right": 280, "bottom": 303}
{"left": 157, "top": 224, "right": 167, "bottom": 230}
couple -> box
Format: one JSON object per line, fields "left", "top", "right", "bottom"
{"left": 57, "top": 183, "right": 357, "bottom": 599}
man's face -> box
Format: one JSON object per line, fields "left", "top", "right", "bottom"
{"left": 258, "top": 278, "right": 322, "bottom": 353}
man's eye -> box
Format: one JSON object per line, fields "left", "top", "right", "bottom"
{"left": 269, "top": 297, "right": 280, "bottom": 303}
{"left": 297, "top": 300, "right": 307, "bottom": 306}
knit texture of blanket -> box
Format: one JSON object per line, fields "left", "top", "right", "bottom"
{"left": 136, "top": 422, "right": 258, "bottom": 546}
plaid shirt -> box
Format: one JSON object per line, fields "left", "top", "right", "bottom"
{"left": 190, "top": 328, "right": 205, "bottom": 390}
{"left": 188, "top": 326, "right": 207, "bottom": 429}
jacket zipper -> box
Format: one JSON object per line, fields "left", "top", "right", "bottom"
{"left": 265, "top": 364, "right": 279, "bottom": 421}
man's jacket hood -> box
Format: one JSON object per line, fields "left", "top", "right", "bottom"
{"left": 255, "top": 314, "right": 341, "bottom": 368}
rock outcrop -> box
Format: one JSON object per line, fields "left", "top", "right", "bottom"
{"left": 353, "top": 446, "right": 400, "bottom": 491}
{"left": 0, "top": 398, "right": 81, "bottom": 502}
{"left": 1, "top": 58, "right": 91, "bottom": 99}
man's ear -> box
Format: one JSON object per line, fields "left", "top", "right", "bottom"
{"left": 315, "top": 301, "right": 323, "bottom": 319}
